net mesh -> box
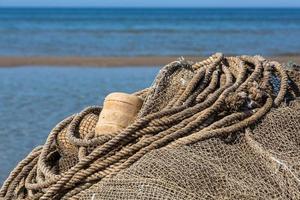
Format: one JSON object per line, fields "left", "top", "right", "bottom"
{"left": 57, "top": 113, "right": 99, "bottom": 172}
{"left": 1, "top": 54, "right": 300, "bottom": 200}
{"left": 78, "top": 102, "right": 300, "bottom": 200}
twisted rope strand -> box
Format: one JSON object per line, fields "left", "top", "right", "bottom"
{"left": 0, "top": 54, "right": 292, "bottom": 200}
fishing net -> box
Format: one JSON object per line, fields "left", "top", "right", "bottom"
{"left": 1, "top": 53, "right": 300, "bottom": 199}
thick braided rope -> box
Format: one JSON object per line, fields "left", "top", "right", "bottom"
{"left": 0, "top": 54, "right": 291, "bottom": 200}
{"left": 42, "top": 56, "right": 282, "bottom": 198}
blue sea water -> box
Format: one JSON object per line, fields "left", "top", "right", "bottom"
{"left": 0, "top": 66, "right": 159, "bottom": 184}
{"left": 0, "top": 8, "right": 300, "bottom": 56}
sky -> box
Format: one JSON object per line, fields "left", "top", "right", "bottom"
{"left": 0, "top": 0, "right": 300, "bottom": 8}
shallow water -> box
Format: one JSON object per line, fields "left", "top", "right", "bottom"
{"left": 0, "top": 8, "right": 300, "bottom": 56}
{"left": 0, "top": 66, "right": 159, "bottom": 184}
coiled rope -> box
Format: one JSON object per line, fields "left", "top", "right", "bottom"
{"left": 0, "top": 54, "right": 291, "bottom": 200}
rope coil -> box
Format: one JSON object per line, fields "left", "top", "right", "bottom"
{"left": 0, "top": 54, "right": 295, "bottom": 200}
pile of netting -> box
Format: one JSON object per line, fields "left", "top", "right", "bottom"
{"left": 1, "top": 53, "right": 300, "bottom": 200}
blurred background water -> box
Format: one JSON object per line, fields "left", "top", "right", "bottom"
{"left": 0, "top": 66, "right": 159, "bottom": 183}
{"left": 0, "top": 8, "right": 300, "bottom": 56}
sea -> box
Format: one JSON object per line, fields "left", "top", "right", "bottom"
{"left": 1, "top": 8, "right": 300, "bottom": 184}
{"left": 0, "top": 8, "right": 300, "bottom": 56}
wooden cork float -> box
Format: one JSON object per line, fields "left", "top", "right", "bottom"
{"left": 57, "top": 92, "right": 143, "bottom": 155}
{"left": 95, "top": 92, "right": 143, "bottom": 136}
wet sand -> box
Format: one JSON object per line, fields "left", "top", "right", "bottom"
{"left": 0, "top": 55, "right": 299, "bottom": 67}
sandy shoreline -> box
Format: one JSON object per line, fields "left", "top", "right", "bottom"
{"left": 0, "top": 56, "right": 299, "bottom": 67}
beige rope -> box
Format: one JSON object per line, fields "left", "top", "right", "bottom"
{"left": 0, "top": 54, "right": 292, "bottom": 200}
